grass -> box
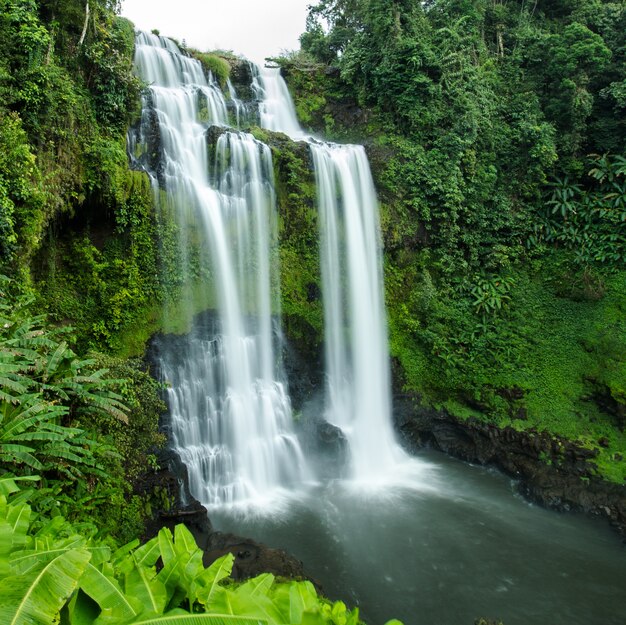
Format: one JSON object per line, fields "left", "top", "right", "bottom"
{"left": 387, "top": 255, "right": 626, "bottom": 483}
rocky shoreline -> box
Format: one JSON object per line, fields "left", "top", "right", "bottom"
{"left": 394, "top": 397, "right": 626, "bottom": 540}
{"left": 139, "top": 397, "right": 625, "bottom": 596}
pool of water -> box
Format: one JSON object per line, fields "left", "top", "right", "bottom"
{"left": 210, "top": 450, "right": 626, "bottom": 625}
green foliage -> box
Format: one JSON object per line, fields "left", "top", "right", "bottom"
{"left": 0, "top": 491, "right": 375, "bottom": 625}
{"left": 81, "top": 354, "right": 166, "bottom": 484}
{"left": 533, "top": 153, "right": 626, "bottom": 268}
{"left": 253, "top": 129, "right": 325, "bottom": 352}
{"left": 298, "top": 0, "right": 623, "bottom": 273}
{"left": 35, "top": 165, "right": 165, "bottom": 354}
{"left": 0, "top": 279, "right": 168, "bottom": 541}
{"left": 384, "top": 251, "right": 626, "bottom": 483}
{"left": 469, "top": 274, "right": 516, "bottom": 319}
{"left": 0, "top": 111, "right": 45, "bottom": 265}
{"left": 290, "top": 0, "right": 626, "bottom": 486}
{"left": 0, "top": 279, "right": 127, "bottom": 482}
{"left": 189, "top": 50, "right": 231, "bottom": 88}
{"left": 82, "top": 16, "right": 141, "bottom": 132}
{"left": 0, "top": 0, "right": 149, "bottom": 312}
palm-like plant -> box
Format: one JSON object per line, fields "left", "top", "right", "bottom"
{"left": 0, "top": 277, "right": 128, "bottom": 482}
{"left": 0, "top": 490, "right": 375, "bottom": 625}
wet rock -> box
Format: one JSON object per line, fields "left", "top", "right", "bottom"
{"left": 228, "top": 58, "right": 256, "bottom": 103}
{"left": 316, "top": 420, "right": 348, "bottom": 458}
{"left": 141, "top": 448, "right": 212, "bottom": 544}
{"left": 395, "top": 401, "right": 626, "bottom": 539}
{"left": 298, "top": 417, "right": 349, "bottom": 480}
{"left": 203, "top": 531, "right": 320, "bottom": 588}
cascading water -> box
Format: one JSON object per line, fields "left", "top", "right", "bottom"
{"left": 127, "top": 38, "right": 626, "bottom": 625}
{"left": 253, "top": 66, "right": 407, "bottom": 481}
{"left": 133, "top": 32, "right": 308, "bottom": 509}
{"left": 252, "top": 64, "right": 304, "bottom": 138}
{"left": 310, "top": 144, "right": 402, "bottom": 479}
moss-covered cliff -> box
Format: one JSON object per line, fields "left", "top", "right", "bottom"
{"left": 274, "top": 0, "right": 626, "bottom": 487}
{"left": 1, "top": 0, "right": 624, "bottom": 513}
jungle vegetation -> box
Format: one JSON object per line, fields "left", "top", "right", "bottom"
{"left": 0, "top": 0, "right": 624, "bottom": 623}
{"left": 283, "top": 0, "right": 626, "bottom": 482}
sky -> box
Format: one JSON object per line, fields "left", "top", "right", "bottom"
{"left": 120, "top": 0, "right": 313, "bottom": 62}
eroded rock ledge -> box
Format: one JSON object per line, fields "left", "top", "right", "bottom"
{"left": 394, "top": 399, "right": 626, "bottom": 539}
{"left": 139, "top": 448, "right": 315, "bottom": 586}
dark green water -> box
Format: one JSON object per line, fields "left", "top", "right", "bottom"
{"left": 211, "top": 450, "right": 626, "bottom": 625}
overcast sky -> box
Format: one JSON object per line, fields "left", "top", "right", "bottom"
{"left": 120, "top": 0, "right": 312, "bottom": 62}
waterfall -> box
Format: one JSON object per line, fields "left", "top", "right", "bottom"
{"left": 251, "top": 64, "right": 304, "bottom": 138}
{"left": 133, "top": 33, "right": 309, "bottom": 509}
{"left": 254, "top": 66, "right": 406, "bottom": 482}
{"left": 311, "top": 144, "right": 402, "bottom": 479}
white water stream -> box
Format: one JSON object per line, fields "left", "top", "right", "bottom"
{"left": 253, "top": 66, "right": 409, "bottom": 483}
{"left": 134, "top": 33, "right": 308, "bottom": 510}
{"left": 134, "top": 30, "right": 415, "bottom": 512}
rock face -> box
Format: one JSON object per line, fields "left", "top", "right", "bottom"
{"left": 140, "top": 447, "right": 316, "bottom": 585}
{"left": 203, "top": 532, "right": 314, "bottom": 586}
{"left": 140, "top": 448, "right": 213, "bottom": 544}
{"left": 311, "top": 420, "right": 349, "bottom": 478}
{"left": 394, "top": 398, "right": 626, "bottom": 539}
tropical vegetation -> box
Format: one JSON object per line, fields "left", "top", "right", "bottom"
{"left": 283, "top": 0, "right": 626, "bottom": 482}
{"left": 0, "top": 0, "right": 624, "bottom": 623}
{"left": 0, "top": 477, "right": 373, "bottom": 625}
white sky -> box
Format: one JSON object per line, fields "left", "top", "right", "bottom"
{"left": 120, "top": 0, "right": 312, "bottom": 62}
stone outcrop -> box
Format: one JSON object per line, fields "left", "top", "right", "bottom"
{"left": 203, "top": 531, "right": 316, "bottom": 587}
{"left": 394, "top": 397, "right": 626, "bottom": 539}
{"left": 140, "top": 446, "right": 316, "bottom": 584}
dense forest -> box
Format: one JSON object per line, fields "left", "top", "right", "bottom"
{"left": 0, "top": 0, "right": 624, "bottom": 623}
{"left": 283, "top": 0, "right": 626, "bottom": 480}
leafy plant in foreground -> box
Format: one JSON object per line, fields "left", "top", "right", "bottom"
{"left": 0, "top": 487, "right": 400, "bottom": 625}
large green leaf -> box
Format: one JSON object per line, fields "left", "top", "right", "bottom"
{"left": 131, "top": 613, "right": 268, "bottom": 624}
{"left": 194, "top": 553, "right": 235, "bottom": 608}
{"left": 0, "top": 444, "right": 43, "bottom": 470}
{"left": 239, "top": 574, "right": 274, "bottom": 598}
{"left": 270, "top": 582, "right": 315, "bottom": 624}
{"left": 80, "top": 561, "right": 142, "bottom": 624}
{"left": 0, "top": 518, "right": 12, "bottom": 576}
{"left": 124, "top": 553, "right": 168, "bottom": 616}
{"left": 111, "top": 539, "right": 141, "bottom": 565}
{"left": 64, "top": 589, "right": 101, "bottom": 625}
{"left": 44, "top": 341, "right": 70, "bottom": 382}
{"left": 157, "top": 528, "right": 176, "bottom": 566}
{"left": 287, "top": 582, "right": 320, "bottom": 624}
{"left": 0, "top": 548, "right": 91, "bottom": 625}
{"left": 173, "top": 524, "right": 198, "bottom": 555}
{"left": 156, "top": 553, "right": 184, "bottom": 603}
{"left": 10, "top": 536, "right": 87, "bottom": 574}
{"left": 0, "top": 475, "right": 41, "bottom": 497}
{"left": 170, "top": 524, "right": 205, "bottom": 602}
{"left": 132, "top": 536, "right": 161, "bottom": 569}
{"left": 225, "top": 576, "right": 283, "bottom": 624}
{"left": 7, "top": 500, "right": 31, "bottom": 549}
